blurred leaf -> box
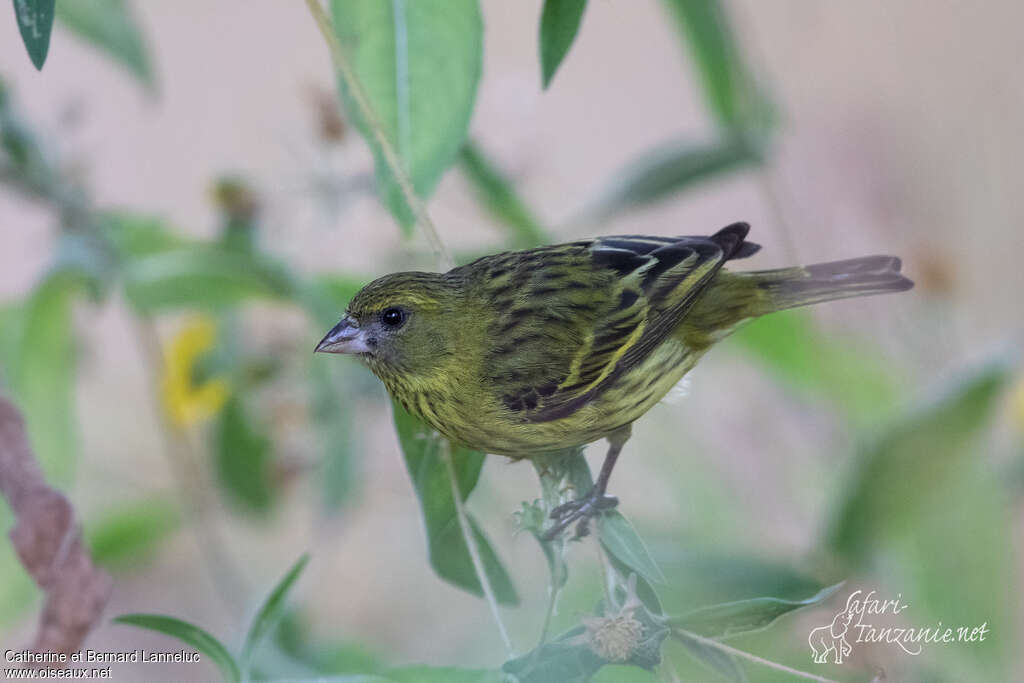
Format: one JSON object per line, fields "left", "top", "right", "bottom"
{"left": 892, "top": 464, "right": 1016, "bottom": 680}
{"left": 215, "top": 394, "right": 275, "bottom": 513}
{"left": 598, "top": 512, "right": 666, "bottom": 587}
{"left": 391, "top": 401, "right": 518, "bottom": 604}
{"left": 120, "top": 246, "right": 296, "bottom": 312}
{"left": 99, "top": 211, "right": 188, "bottom": 258}
{"left": 13, "top": 0, "right": 55, "bottom": 69}
{"left": 330, "top": 0, "right": 483, "bottom": 232}
{"left": 503, "top": 625, "right": 604, "bottom": 683}
{"left": 300, "top": 273, "right": 368, "bottom": 326}
{"left": 311, "top": 365, "right": 359, "bottom": 512}
{"left": 241, "top": 554, "right": 310, "bottom": 678}
{"left": 114, "top": 614, "right": 240, "bottom": 683}
{"left": 388, "top": 668, "right": 504, "bottom": 683}
{"left": 458, "top": 141, "right": 549, "bottom": 248}
{"left": 274, "top": 613, "right": 385, "bottom": 676}
{"left": 7, "top": 269, "right": 88, "bottom": 482}
{"left": 826, "top": 360, "right": 1017, "bottom": 679}
{"left": 827, "top": 361, "right": 1010, "bottom": 562}
{"left": 660, "top": 0, "right": 767, "bottom": 130}
{"left": 86, "top": 498, "right": 179, "bottom": 568}
{"left": 538, "top": 0, "right": 587, "bottom": 88}
{"left": 576, "top": 136, "right": 759, "bottom": 224}
{"left": 669, "top": 583, "right": 841, "bottom": 639}
{"left": 100, "top": 212, "right": 296, "bottom": 311}
{"left": 673, "top": 632, "right": 746, "bottom": 682}
{"left": 731, "top": 309, "right": 899, "bottom": 423}
{"left": 55, "top": 0, "right": 153, "bottom": 87}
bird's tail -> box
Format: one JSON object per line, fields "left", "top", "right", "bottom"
{"left": 748, "top": 255, "right": 913, "bottom": 314}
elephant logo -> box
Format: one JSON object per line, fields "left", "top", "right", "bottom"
{"left": 808, "top": 592, "right": 858, "bottom": 664}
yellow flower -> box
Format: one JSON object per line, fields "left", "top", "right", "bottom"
{"left": 162, "top": 317, "right": 229, "bottom": 427}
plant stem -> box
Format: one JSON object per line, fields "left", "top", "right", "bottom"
{"left": 672, "top": 630, "right": 839, "bottom": 683}
{"left": 132, "top": 319, "right": 250, "bottom": 618}
{"left": 303, "top": 0, "right": 453, "bottom": 269}
{"left": 442, "top": 441, "right": 514, "bottom": 656}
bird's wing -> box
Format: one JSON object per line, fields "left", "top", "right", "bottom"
{"left": 474, "top": 223, "right": 757, "bottom": 423}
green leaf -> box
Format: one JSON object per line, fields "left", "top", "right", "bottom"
{"left": 660, "top": 0, "right": 767, "bottom": 130}
{"left": 100, "top": 211, "right": 297, "bottom": 311}
{"left": 730, "top": 309, "right": 900, "bottom": 423}
{"left": 13, "top": 0, "right": 55, "bottom": 69}
{"left": 240, "top": 554, "right": 310, "bottom": 679}
{"left": 458, "top": 141, "right": 549, "bottom": 248}
{"left": 891, "top": 465, "right": 1016, "bottom": 680}
{"left": 311, "top": 365, "right": 359, "bottom": 511}
{"left": 673, "top": 632, "right": 746, "bottom": 682}
{"left": 598, "top": 512, "right": 666, "bottom": 587}
{"left": 119, "top": 246, "right": 296, "bottom": 313}
{"left": 215, "top": 395, "right": 275, "bottom": 514}
{"left": 330, "top": 0, "right": 483, "bottom": 231}
{"left": 300, "top": 273, "right": 368, "bottom": 327}
{"left": 86, "top": 499, "right": 179, "bottom": 568}
{"left": 114, "top": 614, "right": 241, "bottom": 683}
{"left": 391, "top": 401, "right": 518, "bottom": 604}
{"left": 827, "top": 361, "right": 1010, "bottom": 562}
{"left": 388, "top": 667, "right": 504, "bottom": 683}
{"left": 538, "top": 0, "right": 587, "bottom": 88}
{"left": 7, "top": 269, "right": 86, "bottom": 482}
{"left": 55, "top": 0, "right": 153, "bottom": 87}
{"left": 99, "top": 212, "right": 188, "bottom": 258}
{"left": 669, "top": 583, "right": 842, "bottom": 639}
{"left": 576, "top": 136, "right": 759, "bottom": 224}
{"left": 502, "top": 626, "right": 604, "bottom": 683}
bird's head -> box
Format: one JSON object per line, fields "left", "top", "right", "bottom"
{"left": 315, "top": 271, "right": 464, "bottom": 380}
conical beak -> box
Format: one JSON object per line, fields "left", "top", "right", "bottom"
{"left": 315, "top": 316, "right": 369, "bottom": 354}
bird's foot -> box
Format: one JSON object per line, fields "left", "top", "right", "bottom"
{"left": 542, "top": 490, "right": 618, "bottom": 541}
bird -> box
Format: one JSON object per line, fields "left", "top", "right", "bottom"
{"left": 315, "top": 223, "right": 913, "bottom": 539}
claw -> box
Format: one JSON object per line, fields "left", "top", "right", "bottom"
{"left": 542, "top": 490, "right": 619, "bottom": 541}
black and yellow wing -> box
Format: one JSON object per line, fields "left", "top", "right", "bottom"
{"left": 463, "top": 222, "right": 759, "bottom": 422}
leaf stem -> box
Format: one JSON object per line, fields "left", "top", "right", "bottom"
{"left": 672, "top": 629, "right": 839, "bottom": 683}
{"left": 303, "top": 0, "right": 453, "bottom": 269}
{"left": 441, "top": 441, "right": 514, "bottom": 656}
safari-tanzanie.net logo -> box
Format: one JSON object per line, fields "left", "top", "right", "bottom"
{"left": 808, "top": 589, "right": 989, "bottom": 664}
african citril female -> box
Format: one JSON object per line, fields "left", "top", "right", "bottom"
{"left": 316, "top": 223, "right": 912, "bottom": 537}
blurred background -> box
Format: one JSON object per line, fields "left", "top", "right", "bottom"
{"left": 1, "top": 1, "right": 1022, "bottom": 681}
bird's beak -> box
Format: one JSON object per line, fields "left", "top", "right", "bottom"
{"left": 315, "top": 316, "right": 370, "bottom": 354}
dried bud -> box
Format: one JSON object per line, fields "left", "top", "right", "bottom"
{"left": 582, "top": 610, "right": 645, "bottom": 662}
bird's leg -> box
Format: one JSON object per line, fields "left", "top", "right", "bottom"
{"left": 543, "top": 424, "right": 631, "bottom": 541}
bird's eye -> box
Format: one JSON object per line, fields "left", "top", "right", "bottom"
{"left": 381, "top": 307, "right": 406, "bottom": 328}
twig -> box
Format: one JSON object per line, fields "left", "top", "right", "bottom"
{"left": 131, "top": 319, "right": 250, "bottom": 617}
{"left": 303, "top": 0, "right": 453, "bottom": 269}
{"left": 0, "top": 396, "right": 112, "bottom": 657}
{"left": 441, "top": 442, "right": 514, "bottom": 656}
{"left": 673, "top": 629, "right": 840, "bottom": 683}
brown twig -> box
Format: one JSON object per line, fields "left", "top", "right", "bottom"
{"left": 0, "top": 396, "right": 112, "bottom": 657}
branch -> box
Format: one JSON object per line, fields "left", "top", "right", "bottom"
{"left": 303, "top": 0, "right": 453, "bottom": 269}
{"left": 0, "top": 396, "right": 111, "bottom": 657}
{"left": 673, "top": 629, "right": 839, "bottom": 683}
